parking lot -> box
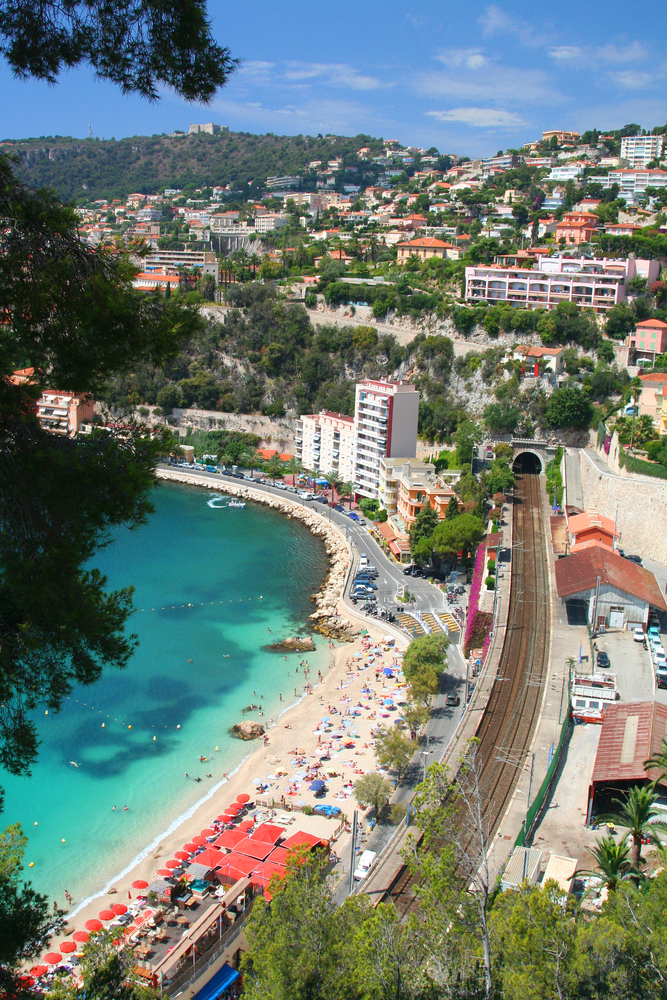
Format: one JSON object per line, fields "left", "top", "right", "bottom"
{"left": 593, "top": 627, "right": 667, "bottom": 705}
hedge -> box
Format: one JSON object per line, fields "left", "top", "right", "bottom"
{"left": 619, "top": 450, "right": 667, "bottom": 479}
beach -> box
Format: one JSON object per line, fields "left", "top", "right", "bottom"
{"left": 45, "top": 473, "right": 409, "bottom": 953}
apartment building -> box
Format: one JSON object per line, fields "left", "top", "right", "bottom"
{"left": 555, "top": 211, "right": 599, "bottom": 245}
{"left": 396, "top": 236, "right": 452, "bottom": 263}
{"left": 628, "top": 319, "right": 667, "bottom": 365}
{"left": 638, "top": 373, "right": 667, "bottom": 435}
{"left": 295, "top": 410, "right": 355, "bottom": 482}
{"left": 547, "top": 163, "right": 585, "bottom": 182}
{"left": 620, "top": 135, "right": 664, "bottom": 167}
{"left": 542, "top": 130, "right": 581, "bottom": 144}
{"left": 36, "top": 391, "right": 94, "bottom": 436}
{"left": 588, "top": 168, "right": 667, "bottom": 201}
{"left": 465, "top": 256, "right": 661, "bottom": 312}
{"left": 354, "top": 379, "right": 419, "bottom": 499}
{"left": 254, "top": 214, "right": 289, "bottom": 233}
{"left": 379, "top": 457, "right": 432, "bottom": 518}
{"left": 396, "top": 465, "right": 459, "bottom": 530}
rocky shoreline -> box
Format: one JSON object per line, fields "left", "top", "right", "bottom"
{"left": 155, "top": 468, "right": 359, "bottom": 641}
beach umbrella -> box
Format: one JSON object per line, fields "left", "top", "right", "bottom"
{"left": 183, "top": 843, "right": 197, "bottom": 853}
{"left": 192, "top": 835, "right": 207, "bottom": 846}
{"left": 85, "top": 919, "right": 103, "bottom": 932}
{"left": 72, "top": 931, "right": 89, "bottom": 944}
{"left": 309, "top": 779, "right": 326, "bottom": 792}
{"left": 200, "top": 828, "right": 215, "bottom": 837}
{"left": 174, "top": 851, "right": 189, "bottom": 861}
{"left": 236, "top": 793, "right": 250, "bottom": 804}
{"left": 226, "top": 802, "right": 242, "bottom": 813}
{"left": 238, "top": 820, "right": 254, "bottom": 833}
{"left": 60, "top": 941, "right": 77, "bottom": 954}
{"left": 165, "top": 859, "right": 180, "bottom": 869}
{"left": 382, "top": 667, "right": 394, "bottom": 676}
{"left": 157, "top": 868, "right": 173, "bottom": 877}
{"left": 131, "top": 880, "right": 148, "bottom": 889}
{"left": 111, "top": 903, "right": 128, "bottom": 915}
{"left": 30, "top": 966, "right": 48, "bottom": 977}
{"left": 44, "top": 953, "right": 63, "bottom": 965}
{"left": 98, "top": 909, "right": 116, "bottom": 921}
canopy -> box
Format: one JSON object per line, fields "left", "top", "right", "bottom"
{"left": 60, "top": 941, "right": 76, "bottom": 954}
{"left": 72, "top": 931, "right": 89, "bottom": 943}
{"left": 131, "top": 880, "right": 148, "bottom": 889}
{"left": 44, "top": 953, "right": 62, "bottom": 965}
{"left": 98, "top": 909, "right": 116, "bottom": 921}
{"left": 85, "top": 919, "right": 103, "bottom": 932}
{"left": 190, "top": 963, "right": 240, "bottom": 1000}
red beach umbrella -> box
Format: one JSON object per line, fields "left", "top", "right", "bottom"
{"left": 238, "top": 820, "right": 254, "bottom": 833}
{"left": 226, "top": 802, "right": 241, "bottom": 813}
{"left": 157, "top": 868, "right": 173, "bottom": 877}
{"left": 200, "top": 828, "right": 215, "bottom": 837}
{"left": 165, "top": 859, "right": 180, "bottom": 869}
{"left": 72, "top": 931, "right": 89, "bottom": 944}
{"left": 236, "top": 793, "right": 250, "bottom": 803}
{"left": 183, "top": 842, "right": 197, "bottom": 853}
{"left": 111, "top": 903, "right": 128, "bottom": 915}
{"left": 30, "top": 966, "right": 48, "bottom": 977}
{"left": 192, "top": 835, "right": 207, "bottom": 847}
{"left": 44, "top": 953, "right": 62, "bottom": 965}
{"left": 85, "top": 919, "right": 103, "bottom": 932}
{"left": 174, "top": 851, "right": 189, "bottom": 861}
{"left": 60, "top": 941, "right": 77, "bottom": 954}
{"left": 131, "top": 880, "right": 148, "bottom": 889}
{"left": 98, "top": 909, "right": 116, "bottom": 921}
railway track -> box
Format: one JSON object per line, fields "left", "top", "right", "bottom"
{"left": 386, "top": 458, "right": 551, "bottom": 916}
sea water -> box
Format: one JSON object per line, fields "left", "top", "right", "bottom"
{"left": 2, "top": 481, "right": 330, "bottom": 908}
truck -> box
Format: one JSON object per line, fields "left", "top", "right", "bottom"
{"left": 353, "top": 849, "right": 377, "bottom": 881}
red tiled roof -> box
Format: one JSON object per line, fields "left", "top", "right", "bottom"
{"left": 637, "top": 319, "right": 667, "bottom": 329}
{"left": 397, "top": 237, "right": 453, "bottom": 249}
{"left": 640, "top": 373, "right": 667, "bottom": 382}
{"left": 554, "top": 544, "right": 667, "bottom": 611}
{"left": 591, "top": 702, "right": 667, "bottom": 787}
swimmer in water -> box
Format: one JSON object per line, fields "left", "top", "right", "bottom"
{"left": 69, "top": 761, "right": 80, "bottom": 768}
{"left": 123, "top": 806, "right": 128, "bottom": 811}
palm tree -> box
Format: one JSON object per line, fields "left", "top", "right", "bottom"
{"left": 263, "top": 453, "right": 285, "bottom": 483}
{"left": 598, "top": 784, "right": 667, "bottom": 869}
{"left": 248, "top": 252, "right": 261, "bottom": 278}
{"left": 339, "top": 480, "right": 354, "bottom": 509}
{"left": 284, "top": 455, "right": 302, "bottom": 486}
{"left": 576, "top": 836, "right": 635, "bottom": 892}
{"left": 325, "top": 471, "right": 342, "bottom": 505}
{"left": 645, "top": 738, "right": 667, "bottom": 779}
{"left": 239, "top": 449, "right": 261, "bottom": 479}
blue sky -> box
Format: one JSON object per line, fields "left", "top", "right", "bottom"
{"left": 2, "top": 1, "right": 667, "bottom": 155}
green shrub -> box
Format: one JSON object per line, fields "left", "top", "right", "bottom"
{"left": 305, "top": 292, "right": 317, "bottom": 308}
{"left": 487, "top": 559, "right": 496, "bottom": 573}
{"left": 485, "top": 576, "right": 496, "bottom": 590}
{"left": 138, "top": 406, "right": 149, "bottom": 417}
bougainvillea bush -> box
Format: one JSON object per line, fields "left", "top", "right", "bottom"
{"left": 464, "top": 542, "right": 489, "bottom": 655}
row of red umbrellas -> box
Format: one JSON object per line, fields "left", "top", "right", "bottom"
{"left": 43, "top": 792, "right": 257, "bottom": 972}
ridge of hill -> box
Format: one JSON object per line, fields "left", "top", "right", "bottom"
{"left": 2, "top": 131, "right": 386, "bottom": 202}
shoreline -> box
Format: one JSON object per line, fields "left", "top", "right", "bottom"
{"left": 46, "top": 472, "right": 410, "bottom": 954}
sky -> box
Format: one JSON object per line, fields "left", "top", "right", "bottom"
{"left": 2, "top": 1, "right": 667, "bottom": 156}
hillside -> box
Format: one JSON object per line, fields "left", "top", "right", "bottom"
{"left": 2, "top": 131, "right": 386, "bottom": 202}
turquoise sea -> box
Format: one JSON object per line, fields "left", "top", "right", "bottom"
{"left": 2, "top": 481, "right": 330, "bottom": 910}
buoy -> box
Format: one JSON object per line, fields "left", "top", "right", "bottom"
{"left": 215, "top": 746, "right": 219, "bottom": 751}
{"left": 61, "top": 838, "right": 66, "bottom": 843}
{"left": 29, "top": 862, "right": 34, "bottom": 867}
{"left": 34, "top": 822, "right": 38, "bottom": 826}
{"left": 45, "top": 710, "right": 48, "bottom": 715}
{"left": 102, "top": 723, "right": 105, "bottom": 728}
{"left": 176, "top": 725, "right": 181, "bottom": 730}
{"left": 153, "top": 736, "right": 156, "bottom": 741}
{"left": 128, "top": 725, "right": 132, "bottom": 730}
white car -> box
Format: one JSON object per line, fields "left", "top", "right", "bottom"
{"left": 353, "top": 849, "right": 377, "bottom": 881}
{"left": 655, "top": 649, "right": 667, "bottom": 669}
{"left": 633, "top": 627, "right": 645, "bottom": 642}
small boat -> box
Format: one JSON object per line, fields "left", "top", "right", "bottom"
{"left": 227, "top": 501, "right": 246, "bottom": 508}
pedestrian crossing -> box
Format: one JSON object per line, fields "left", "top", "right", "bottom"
{"left": 438, "top": 612, "right": 461, "bottom": 635}
{"left": 397, "top": 612, "right": 425, "bottom": 636}
{"left": 421, "top": 612, "right": 444, "bottom": 633}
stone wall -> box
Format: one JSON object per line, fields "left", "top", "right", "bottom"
{"left": 170, "top": 409, "right": 296, "bottom": 452}
{"left": 578, "top": 449, "right": 667, "bottom": 563}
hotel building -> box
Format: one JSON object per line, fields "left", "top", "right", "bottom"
{"left": 294, "top": 410, "right": 356, "bottom": 482}
{"left": 354, "top": 379, "right": 419, "bottom": 500}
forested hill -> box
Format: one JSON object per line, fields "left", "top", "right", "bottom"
{"left": 2, "top": 131, "right": 385, "bottom": 202}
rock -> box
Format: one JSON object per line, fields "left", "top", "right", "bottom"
{"left": 231, "top": 720, "right": 265, "bottom": 740}
{"left": 268, "top": 636, "right": 316, "bottom": 652}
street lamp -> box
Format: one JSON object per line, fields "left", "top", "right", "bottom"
{"left": 420, "top": 749, "right": 432, "bottom": 783}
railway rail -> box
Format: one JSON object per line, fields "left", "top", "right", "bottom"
{"left": 386, "top": 456, "right": 551, "bottom": 916}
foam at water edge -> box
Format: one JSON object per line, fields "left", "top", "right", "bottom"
{"left": 69, "top": 748, "right": 254, "bottom": 918}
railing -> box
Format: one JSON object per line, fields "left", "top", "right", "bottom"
{"left": 166, "top": 907, "right": 250, "bottom": 998}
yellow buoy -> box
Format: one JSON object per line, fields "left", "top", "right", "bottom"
{"left": 153, "top": 736, "right": 156, "bottom": 741}
{"left": 128, "top": 725, "right": 132, "bottom": 730}
{"left": 29, "top": 862, "right": 34, "bottom": 867}
{"left": 101, "top": 723, "right": 105, "bottom": 728}
{"left": 215, "top": 746, "right": 219, "bottom": 751}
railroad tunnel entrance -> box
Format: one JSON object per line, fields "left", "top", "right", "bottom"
{"left": 513, "top": 451, "right": 543, "bottom": 474}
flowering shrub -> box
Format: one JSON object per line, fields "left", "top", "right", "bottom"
{"left": 465, "top": 610, "right": 493, "bottom": 656}
{"left": 464, "top": 543, "right": 489, "bottom": 656}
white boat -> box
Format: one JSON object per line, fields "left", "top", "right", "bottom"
{"left": 227, "top": 500, "right": 246, "bottom": 508}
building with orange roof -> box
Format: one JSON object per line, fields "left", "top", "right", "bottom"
{"left": 133, "top": 271, "right": 180, "bottom": 292}
{"left": 638, "top": 370, "right": 667, "bottom": 435}
{"left": 629, "top": 319, "right": 667, "bottom": 367}
{"left": 555, "top": 212, "right": 599, "bottom": 245}
{"left": 567, "top": 509, "right": 620, "bottom": 552}
{"left": 396, "top": 236, "right": 452, "bottom": 264}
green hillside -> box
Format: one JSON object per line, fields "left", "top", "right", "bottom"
{"left": 3, "top": 131, "right": 386, "bottom": 202}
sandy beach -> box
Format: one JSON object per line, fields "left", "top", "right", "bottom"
{"left": 46, "top": 474, "right": 409, "bottom": 953}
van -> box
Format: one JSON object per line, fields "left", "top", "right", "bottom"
{"left": 353, "top": 849, "right": 377, "bottom": 881}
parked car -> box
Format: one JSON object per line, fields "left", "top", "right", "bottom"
{"left": 348, "top": 512, "right": 360, "bottom": 521}
{"left": 654, "top": 648, "right": 667, "bottom": 669}
{"left": 633, "top": 627, "right": 646, "bottom": 642}
{"left": 624, "top": 554, "right": 643, "bottom": 565}
{"left": 334, "top": 504, "right": 345, "bottom": 512}
{"left": 315, "top": 496, "right": 329, "bottom": 505}
{"left": 445, "top": 693, "right": 460, "bottom": 707}
{"left": 597, "top": 650, "right": 610, "bottom": 668}
{"left": 657, "top": 669, "right": 667, "bottom": 689}
{"left": 354, "top": 850, "right": 377, "bottom": 881}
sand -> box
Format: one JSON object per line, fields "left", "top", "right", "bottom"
{"left": 49, "top": 610, "right": 407, "bottom": 950}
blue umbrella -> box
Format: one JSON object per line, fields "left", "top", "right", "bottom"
{"left": 382, "top": 667, "right": 394, "bottom": 677}
{"left": 309, "top": 779, "right": 326, "bottom": 792}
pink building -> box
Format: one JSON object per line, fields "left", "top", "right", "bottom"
{"left": 629, "top": 319, "right": 667, "bottom": 365}
{"left": 36, "top": 391, "right": 95, "bottom": 436}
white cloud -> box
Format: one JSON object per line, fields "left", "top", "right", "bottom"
{"left": 427, "top": 107, "right": 527, "bottom": 128}
{"left": 598, "top": 41, "right": 647, "bottom": 63}
{"left": 414, "top": 66, "right": 559, "bottom": 105}
{"left": 548, "top": 46, "right": 583, "bottom": 63}
{"left": 608, "top": 70, "right": 653, "bottom": 90}
{"left": 437, "top": 48, "right": 488, "bottom": 70}
{"left": 282, "top": 62, "right": 383, "bottom": 91}
{"left": 478, "top": 6, "right": 547, "bottom": 47}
